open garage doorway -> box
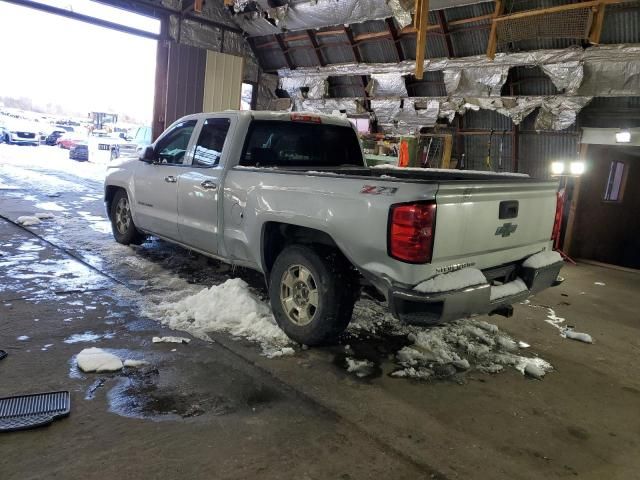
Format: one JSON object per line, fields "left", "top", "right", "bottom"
{"left": 0, "top": 0, "right": 158, "bottom": 169}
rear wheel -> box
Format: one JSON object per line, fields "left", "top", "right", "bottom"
{"left": 269, "top": 245, "right": 358, "bottom": 345}
{"left": 109, "top": 190, "right": 146, "bottom": 245}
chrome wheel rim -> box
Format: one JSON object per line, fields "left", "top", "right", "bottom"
{"left": 280, "top": 264, "right": 318, "bottom": 326}
{"left": 115, "top": 197, "right": 131, "bottom": 234}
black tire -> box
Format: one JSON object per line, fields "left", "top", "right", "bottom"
{"left": 109, "top": 189, "right": 146, "bottom": 245}
{"left": 268, "top": 244, "right": 358, "bottom": 346}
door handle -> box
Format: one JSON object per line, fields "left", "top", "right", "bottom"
{"left": 164, "top": 175, "right": 177, "bottom": 183}
{"left": 201, "top": 180, "right": 217, "bottom": 190}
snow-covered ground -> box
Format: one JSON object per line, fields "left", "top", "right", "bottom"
{"left": 0, "top": 144, "right": 107, "bottom": 184}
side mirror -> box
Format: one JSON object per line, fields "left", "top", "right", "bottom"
{"left": 139, "top": 145, "right": 156, "bottom": 163}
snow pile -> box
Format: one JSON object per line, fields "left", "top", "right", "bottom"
{"left": 490, "top": 278, "right": 528, "bottom": 301}
{"left": 414, "top": 268, "right": 487, "bottom": 293}
{"left": 16, "top": 216, "right": 41, "bottom": 226}
{"left": 392, "top": 319, "right": 552, "bottom": 379}
{"left": 594, "top": 282, "right": 606, "bottom": 286}
{"left": 145, "top": 278, "right": 294, "bottom": 358}
{"left": 522, "top": 250, "right": 562, "bottom": 269}
{"left": 77, "top": 347, "right": 123, "bottom": 372}
{"left": 345, "top": 357, "right": 375, "bottom": 378}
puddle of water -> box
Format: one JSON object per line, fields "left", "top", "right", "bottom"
{"left": 17, "top": 241, "right": 45, "bottom": 252}
{"left": 106, "top": 359, "right": 282, "bottom": 421}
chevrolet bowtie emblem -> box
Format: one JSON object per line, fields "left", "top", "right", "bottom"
{"left": 495, "top": 222, "right": 518, "bottom": 237}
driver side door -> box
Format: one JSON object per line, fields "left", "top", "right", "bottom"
{"left": 133, "top": 119, "right": 197, "bottom": 240}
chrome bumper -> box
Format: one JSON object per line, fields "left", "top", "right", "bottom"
{"left": 389, "top": 260, "right": 564, "bottom": 325}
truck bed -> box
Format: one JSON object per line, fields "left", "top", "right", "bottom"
{"left": 234, "top": 165, "right": 537, "bottom": 183}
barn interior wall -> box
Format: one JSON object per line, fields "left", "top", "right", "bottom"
{"left": 569, "top": 145, "right": 640, "bottom": 269}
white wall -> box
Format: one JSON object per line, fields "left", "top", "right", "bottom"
{"left": 202, "top": 51, "right": 244, "bottom": 112}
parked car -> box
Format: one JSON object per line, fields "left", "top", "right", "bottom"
{"left": 45, "top": 129, "right": 68, "bottom": 146}
{"left": 69, "top": 142, "right": 88, "bottom": 161}
{"left": 57, "top": 132, "right": 85, "bottom": 149}
{"left": 104, "top": 111, "right": 564, "bottom": 345}
{"left": 1, "top": 119, "right": 39, "bottom": 145}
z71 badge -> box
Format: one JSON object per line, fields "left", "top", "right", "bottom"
{"left": 360, "top": 185, "right": 398, "bottom": 195}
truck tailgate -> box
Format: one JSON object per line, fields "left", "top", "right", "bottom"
{"left": 432, "top": 181, "right": 558, "bottom": 266}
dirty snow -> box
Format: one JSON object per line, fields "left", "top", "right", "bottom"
{"left": 522, "top": 303, "right": 594, "bottom": 344}
{"left": 392, "top": 318, "right": 552, "bottom": 379}
{"left": 152, "top": 336, "right": 191, "bottom": 344}
{"left": 145, "top": 278, "right": 293, "bottom": 358}
{"left": 345, "top": 357, "right": 376, "bottom": 378}
{"left": 16, "top": 216, "right": 41, "bottom": 226}
{"left": 76, "top": 347, "right": 123, "bottom": 372}
{"left": 123, "top": 359, "right": 151, "bottom": 368}
{"left": 522, "top": 250, "right": 562, "bottom": 269}
{"left": 490, "top": 278, "right": 528, "bottom": 301}
{"left": 34, "top": 212, "right": 55, "bottom": 220}
{"left": 414, "top": 268, "right": 487, "bottom": 293}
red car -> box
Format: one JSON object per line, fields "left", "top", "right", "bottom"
{"left": 57, "top": 133, "right": 85, "bottom": 149}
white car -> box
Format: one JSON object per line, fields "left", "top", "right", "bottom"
{"left": 1, "top": 119, "right": 39, "bottom": 146}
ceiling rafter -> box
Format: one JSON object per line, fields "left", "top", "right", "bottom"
{"left": 436, "top": 10, "right": 454, "bottom": 58}
{"left": 306, "top": 29, "right": 327, "bottom": 66}
{"left": 385, "top": 18, "right": 405, "bottom": 62}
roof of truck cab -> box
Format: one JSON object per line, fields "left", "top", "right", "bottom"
{"left": 187, "top": 110, "right": 353, "bottom": 127}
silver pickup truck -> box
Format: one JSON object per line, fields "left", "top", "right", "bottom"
{"left": 104, "top": 111, "right": 563, "bottom": 345}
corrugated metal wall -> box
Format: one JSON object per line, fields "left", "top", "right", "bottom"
{"left": 203, "top": 51, "right": 244, "bottom": 112}
{"left": 165, "top": 43, "right": 207, "bottom": 128}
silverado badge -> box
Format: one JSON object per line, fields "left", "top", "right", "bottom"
{"left": 495, "top": 222, "right": 518, "bottom": 237}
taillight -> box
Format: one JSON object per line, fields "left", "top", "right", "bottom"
{"left": 290, "top": 113, "right": 321, "bottom": 123}
{"left": 551, "top": 190, "right": 564, "bottom": 245}
{"left": 388, "top": 202, "right": 436, "bottom": 263}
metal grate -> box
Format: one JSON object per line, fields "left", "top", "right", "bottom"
{"left": 0, "top": 391, "right": 70, "bottom": 432}
{"left": 420, "top": 135, "right": 445, "bottom": 168}
{"left": 497, "top": 7, "right": 593, "bottom": 45}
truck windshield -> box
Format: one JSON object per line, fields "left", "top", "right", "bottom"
{"left": 240, "top": 120, "right": 364, "bottom": 168}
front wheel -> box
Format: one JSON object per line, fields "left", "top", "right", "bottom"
{"left": 109, "top": 190, "right": 146, "bottom": 245}
{"left": 269, "top": 245, "right": 358, "bottom": 346}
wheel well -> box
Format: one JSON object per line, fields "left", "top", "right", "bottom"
{"left": 262, "top": 222, "right": 356, "bottom": 279}
{"left": 104, "top": 186, "right": 125, "bottom": 218}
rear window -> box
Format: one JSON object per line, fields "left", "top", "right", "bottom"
{"left": 240, "top": 120, "right": 363, "bottom": 168}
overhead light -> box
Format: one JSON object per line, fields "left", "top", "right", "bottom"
{"left": 616, "top": 130, "right": 631, "bottom": 143}
{"left": 551, "top": 161, "right": 565, "bottom": 175}
{"left": 570, "top": 161, "right": 585, "bottom": 175}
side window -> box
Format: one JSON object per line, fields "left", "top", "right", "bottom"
{"left": 603, "top": 160, "right": 627, "bottom": 202}
{"left": 193, "top": 118, "right": 231, "bottom": 168}
{"left": 155, "top": 120, "right": 197, "bottom": 165}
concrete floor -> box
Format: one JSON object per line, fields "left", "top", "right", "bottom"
{"left": 1, "top": 145, "right": 639, "bottom": 480}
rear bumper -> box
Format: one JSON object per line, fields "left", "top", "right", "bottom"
{"left": 389, "top": 260, "right": 563, "bottom": 325}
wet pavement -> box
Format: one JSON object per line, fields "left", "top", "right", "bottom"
{"left": 2, "top": 144, "right": 640, "bottom": 479}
